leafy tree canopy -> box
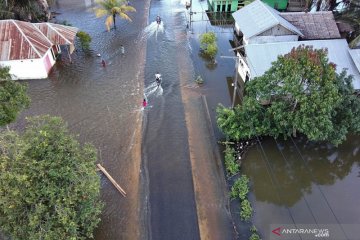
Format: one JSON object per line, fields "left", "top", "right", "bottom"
{"left": 0, "top": 66, "right": 30, "bottom": 126}
{"left": 217, "top": 45, "right": 360, "bottom": 146}
{"left": 199, "top": 32, "right": 218, "bottom": 59}
{"left": 77, "top": 31, "right": 92, "bottom": 50}
{"left": 0, "top": 115, "right": 103, "bottom": 240}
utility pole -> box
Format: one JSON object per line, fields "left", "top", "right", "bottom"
{"left": 189, "top": 0, "right": 193, "bottom": 31}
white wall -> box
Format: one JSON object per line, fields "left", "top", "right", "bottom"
{"left": 0, "top": 48, "right": 56, "bottom": 80}
{"left": 236, "top": 52, "right": 251, "bottom": 82}
{"left": 258, "top": 25, "right": 294, "bottom": 36}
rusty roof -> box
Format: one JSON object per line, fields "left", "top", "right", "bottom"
{"left": 279, "top": 12, "right": 341, "bottom": 40}
{"left": 34, "top": 23, "right": 78, "bottom": 46}
{"left": 0, "top": 20, "right": 78, "bottom": 61}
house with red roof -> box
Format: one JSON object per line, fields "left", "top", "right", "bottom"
{"left": 0, "top": 20, "right": 78, "bottom": 79}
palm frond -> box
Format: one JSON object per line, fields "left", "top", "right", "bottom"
{"left": 120, "top": 5, "right": 136, "bottom": 12}
{"left": 105, "top": 15, "right": 113, "bottom": 31}
{"left": 94, "top": 8, "right": 108, "bottom": 18}
{"left": 118, "top": 12, "right": 132, "bottom": 21}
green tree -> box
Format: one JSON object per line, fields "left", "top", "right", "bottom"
{"left": 0, "top": 66, "right": 30, "bottom": 126}
{"left": 0, "top": 115, "right": 103, "bottom": 240}
{"left": 76, "top": 31, "right": 92, "bottom": 50}
{"left": 94, "top": 0, "right": 136, "bottom": 31}
{"left": 199, "top": 32, "right": 218, "bottom": 59}
{"left": 217, "top": 46, "right": 360, "bottom": 145}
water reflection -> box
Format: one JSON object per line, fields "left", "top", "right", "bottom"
{"left": 198, "top": 51, "right": 217, "bottom": 70}
{"left": 244, "top": 135, "right": 360, "bottom": 207}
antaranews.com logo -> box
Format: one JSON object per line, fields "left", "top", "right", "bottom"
{"left": 270, "top": 224, "right": 360, "bottom": 240}
{"left": 271, "top": 226, "right": 329, "bottom": 238}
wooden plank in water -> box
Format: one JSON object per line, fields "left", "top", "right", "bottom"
{"left": 97, "top": 164, "right": 127, "bottom": 197}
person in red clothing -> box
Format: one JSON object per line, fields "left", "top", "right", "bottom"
{"left": 142, "top": 98, "right": 147, "bottom": 108}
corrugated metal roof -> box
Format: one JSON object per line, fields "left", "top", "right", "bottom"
{"left": 245, "top": 39, "right": 360, "bottom": 90}
{"left": 349, "top": 49, "right": 360, "bottom": 73}
{"left": 0, "top": 20, "right": 78, "bottom": 61}
{"left": 34, "top": 23, "right": 78, "bottom": 45}
{"left": 0, "top": 20, "right": 51, "bottom": 60}
{"left": 232, "top": 0, "right": 303, "bottom": 39}
{"left": 280, "top": 12, "right": 341, "bottom": 40}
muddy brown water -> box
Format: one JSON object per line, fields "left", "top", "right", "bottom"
{"left": 3, "top": 0, "right": 360, "bottom": 239}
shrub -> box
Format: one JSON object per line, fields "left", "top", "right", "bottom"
{"left": 230, "top": 175, "right": 249, "bottom": 200}
{"left": 0, "top": 66, "right": 30, "bottom": 126}
{"left": 77, "top": 31, "right": 92, "bottom": 50}
{"left": 204, "top": 43, "right": 218, "bottom": 58}
{"left": 249, "top": 232, "right": 261, "bottom": 240}
{"left": 199, "top": 32, "right": 218, "bottom": 59}
{"left": 224, "top": 145, "right": 239, "bottom": 176}
{"left": 249, "top": 225, "right": 261, "bottom": 240}
{"left": 240, "top": 199, "right": 253, "bottom": 221}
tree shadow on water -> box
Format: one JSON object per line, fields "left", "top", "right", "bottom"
{"left": 243, "top": 135, "right": 360, "bottom": 207}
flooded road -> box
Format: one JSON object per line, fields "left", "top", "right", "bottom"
{"left": 141, "top": 0, "right": 201, "bottom": 239}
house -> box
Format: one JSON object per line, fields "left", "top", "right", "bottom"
{"left": 279, "top": 12, "right": 341, "bottom": 40}
{"left": 0, "top": 20, "right": 78, "bottom": 80}
{"left": 232, "top": 0, "right": 304, "bottom": 45}
{"left": 238, "top": 39, "right": 360, "bottom": 90}
{"left": 230, "top": 0, "right": 358, "bottom": 89}
{"left": 232, "top": 0, "right": 340, "bottom": 45}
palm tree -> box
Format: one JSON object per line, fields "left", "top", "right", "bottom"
{"left": 335, "top": 0, "right": 360, "bottom": 48}
{"left": 94, "top": 0, "right": 136, "bottom": 31}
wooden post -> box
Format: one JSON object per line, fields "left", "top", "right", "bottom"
{"left": 67, "top": 45, "right": 72, "bottom": 63}
{"left": 97, "top": 164, "right": 127, "bottom": 197}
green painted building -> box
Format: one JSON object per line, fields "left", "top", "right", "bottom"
{"left": 262, "top": 0, "right": 288, "bottom": 10}
{"left": 207, "top": 0, "right": 243, "bottom": 12}
{"left": 207, "top": 0, "right": 288, "bottom": 12}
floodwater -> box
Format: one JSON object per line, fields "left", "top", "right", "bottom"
{"left": 4, "top": 0, "right": 360, "bottom": 239}
{"left": 186, "top": 1, "right": 360, "bottom": 239}
{"left": 242, "top": 135, "right": 360, "bottom": 239}
{"left": 141, "top": 0, "right": 201, "bottom": 238}
{"left": 11, "top": 0, "right": 149, "bottom": 239}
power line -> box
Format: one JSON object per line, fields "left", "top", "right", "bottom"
{"left": 273, "top": 137, "right": 319, "bottom": 226}
{"left": 289, "top": 136, "right": 349, "bottom": 240}
{"left": 254, "top": 136, "right": 303, "bottom": 240}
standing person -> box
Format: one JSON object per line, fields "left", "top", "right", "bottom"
{"left": 101, "top": 59, "right": 106, "bottom": 67}
{"left": 120, "top": 45, "right": 125, "bottom": 55}
{"left": 142, "top": 98, "right": 147, "bottom": 108}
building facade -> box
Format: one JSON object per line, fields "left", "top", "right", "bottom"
{"left": 0, "top": 20, "right": 78, "bottom": 80}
